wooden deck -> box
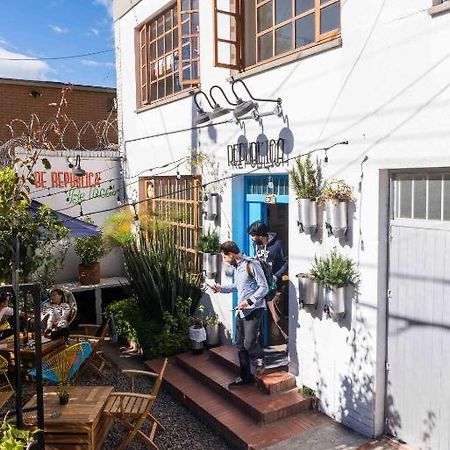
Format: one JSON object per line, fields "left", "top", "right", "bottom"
{"left": 23, "top": 385, "right": 114, "bottom": 450}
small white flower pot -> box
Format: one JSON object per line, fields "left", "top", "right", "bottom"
{"left": 325, "top": 286, "right": 346, "bottom": 318}
{"left": 325, "top": 200, "right": 348, "bottom": 238}
{"left": 203, "top": 252, "right": 219, "bottom": 278}
{"left": 204, "top": 193, "right": 219, "bottom": 221}
{"left": 297, "top": 273, "right": 319, "bottom": 306}
{"left": 297, "top": 199, "right": 318, "bottom": 234}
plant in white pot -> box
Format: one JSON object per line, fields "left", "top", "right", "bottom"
{"left": 310, "top": 248, "right": 358, "bottom": 319}
{"left": 290, "top": 155, "right": 322, "bottom": 234}
{"left": 74, "top": 231, "right": 105, "bottom": 285}
{"left": 198, "top": 227, "right": 221, "bottom": 279}
{"left": 204, "top": 312, "right": 220, "bottom": 347}
{"left": 189, "top": 305, "right": 206, "bottom": 354}
{"left": 318, "top": 179, "right": 354, "bottom": 238}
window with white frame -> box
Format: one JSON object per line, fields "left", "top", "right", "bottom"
{"left": 393, "top": 172, "right": 450, "bottom": 222}
{"left": 213, "top": 0, "right": 340, "bottom": 70}
{"left": 138, "top": 0, "right": 200, "bottom": 107}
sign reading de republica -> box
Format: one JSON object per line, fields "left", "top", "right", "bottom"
{"left": 227, "top": 138, "right": 288, "bottom": 168}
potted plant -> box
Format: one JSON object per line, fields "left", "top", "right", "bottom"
{"left": 56, "top": 381, "right": 71, "bottom": 405}
{"left": 290, "top": 155, "right": 322, "bottom": 234}
{"left": 204, "top": 313, "right": 220, "bottom": 347}
{"left": 317, "top": 179, "right": 354, "bottom": 238}
{"left": 198, "top": 227, "right": 220, "bottom": 279}
{"left": 310, "top": 248, "right": 358, "bottom": 318}
{"left": 296, "top": 273, "right": 319, "bottom": 307}
{"left": 189, "top": 305, "right": 206, "bottom": 354}
{"left": 74, "top": 230, "right": 105, "bottom": 285}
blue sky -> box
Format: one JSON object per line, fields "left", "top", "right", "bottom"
{"left": 0, "top": 0, "right": 115, "bottom": 87}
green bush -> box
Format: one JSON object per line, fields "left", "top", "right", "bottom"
{"left": 0, "top": 413, "right": 37, "bottom": 449}
{"left": 290, "top": 155, "right": 322, "bottom": 200}
{"left": 197, "top": 228, "right": 220, "bottom": 253}
{"left": 310, "top": 248, "right": 359, "bottom": 288}
{"left": 74, "top": 233, "right": 105, "bottom": 265}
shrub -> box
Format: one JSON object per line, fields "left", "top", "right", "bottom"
{"left": 102, "top": 210, "right": 135, "bottom": 250}
{"left": 74, "top": 234, "right": 105, "bottom": 265}
{"left": 310, "top": 248, "right": 359, "bottom": 288}
{"left": 290, "top": 155, "right": 322, "bottom": 200}
{"left": 317, "top": 179, "right": 354, "bottom": 206}
{"left": 197, "top": 228, "right": 220, "bottom": 254}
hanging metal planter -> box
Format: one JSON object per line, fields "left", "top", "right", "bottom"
{"left": 325, "top": 200, "right": 348, "bottom": 238}
{"left": 297, "top": 199, "right": 318, "bottom": 234}
{"left": 204, "top": 193, "right": 220, "bottom": 221}
{"left": 325, "top": 286, "right": 346, "bottom": 318}
{"left": 203, "top": 252, "right": 219, "bottom": 278}
{"left": 205, "top": 323, "right": 220, "bottom": 347}
{"left": 297, "top": 273, "right": 319, "bottom": 307}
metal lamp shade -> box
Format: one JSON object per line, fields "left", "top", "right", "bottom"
{"left": 203, "top": 252, "right": 219, "bottom": 278}
{"left": 209, "top": 105, "right": 231, "bottom": 120}
{"left": 233, "top": 100, "right": 256, "bottom": 118}
{"left": 195, "top": 110, "right": 211, "bottom": 125}
{"left": 297, "top": 274, "right": 319, "bottom": 306}
{"left": 325, "top": 286, "right": 346, "bottom": 318}
{"left": 205, "top": 193, "right": 219, "bottom": 220}
{"left": 325, "top": 200, "right": 348, "bottom": 237}
{"left": 298, "top": 199, "right": 318, "bottom": 234}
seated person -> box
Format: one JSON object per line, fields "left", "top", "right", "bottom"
{"left": 41, "top": 288, "right": 70, "bottom": 341}
{"left": 0, "top": 292, "right": 30, "bottom": 340}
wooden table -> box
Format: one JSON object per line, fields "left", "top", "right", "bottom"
{"left": 23, "top": 385, "right": 114, "bottom": 450}
{"left": 0, "top": 336, "right": 65, "bottom": 370}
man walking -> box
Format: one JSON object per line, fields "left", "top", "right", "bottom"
{"left": 247, "top": 220, "right": 288, "bottom": 341}
{"left": 212, "top": 241, "right": 268, "bottom": 388}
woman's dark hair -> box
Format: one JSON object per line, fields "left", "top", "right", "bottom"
{"left": 0, "top": 293, "right": 10, "bottom": 304}
{"left": 50, "top": 288, "right": 64, "bottom": 298}
{"left": 247, "top": 220, "right": 269, "bottom": 237}
{"left": 219, "top": 241, "right": 240, "bottom": 254}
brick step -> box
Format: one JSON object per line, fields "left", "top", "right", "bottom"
{"left": 174, "top": 351, "right": 309, "bottom": 424}
{"left": 146, "top": 358, "right": 330, "bottom": 450}
{"left": 209, "top": 344, "right": 289, "bottom": 375}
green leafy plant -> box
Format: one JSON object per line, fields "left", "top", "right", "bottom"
{"left": 205, "top": 312, "right": 220, "bottom": 326}
{"left": 310, "top": 248, "right": 359, "bottom": 288}
{"left": 197, "top": 228, "right": 220, "bottom": 254}
{"left": 102, "top": 210, "right": 135, "bottom": 250}
{"left": 302, "top": 385, "right": 316, "bottom": 397}
{"left": 289, "top": 155, "right": 322, "bottom": 200}
{"left": 191, "top": 304, "right": 205, "bottom": 327}
{"left": 0, "top": 413, "right": 38, "bottom": 450}
{"left": 56, "top": 381, "right": 71, "bottom": 397}
{"left": 317, "top": 179, "right": 354, "bottom": 206}
{"left": 74, "top": 224, "right": 105, "bottom": 265}
{"left": 122, "top": 228, "right": 202, "bottom": 321}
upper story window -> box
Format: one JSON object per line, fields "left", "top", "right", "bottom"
{"left": 213, "top": 0, "right": 340, "bottom": 71}
{"left": 138, "top": 0, "right": 200, "bottom": 107}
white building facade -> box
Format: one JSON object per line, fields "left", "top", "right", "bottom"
{"left": 113, "top": 0, "right": 450, "bottom": 448}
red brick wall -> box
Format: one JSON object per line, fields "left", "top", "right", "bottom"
{"left": 0, "top": 81, "right": 117, "bottom": 149}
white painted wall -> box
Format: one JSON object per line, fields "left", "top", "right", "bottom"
{"left": 114, "top": 0, "right": 450, "bottom": 437}
{"left": 31, "top": 150, "right": 124, "bottom": 282}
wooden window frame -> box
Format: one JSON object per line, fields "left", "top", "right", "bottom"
{"left": 137, "top": 1, "right": 200, "bottom": 108}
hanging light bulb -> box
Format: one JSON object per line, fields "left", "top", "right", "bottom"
{"left": 267, "top": 176, "right": 274, "bottom": 191}
{"left": 79, "top": 203, "right": 84, "bottom": 217}
{"left": 117, "top": 194, "right": 122, "bottom": 206}
{"left": 176, "top": 170, "right": 181, "bottom": 180}
{"left": 324, "top": 149, "right": 329, "bottom": 166}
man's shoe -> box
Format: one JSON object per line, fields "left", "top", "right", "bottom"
{"left": 228, "top": 376, "right": 254, "bottom": 389}
{"left": 256, "top": 358, "right": 265, "bottom": 375}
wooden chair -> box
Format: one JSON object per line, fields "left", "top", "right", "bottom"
{"left": 72, "top": 317, "right": 112, "bottom": 379}
{"left": 0, "top": 355, "right": 13, "bottom": 391}
{"left": 103, "top": 358, "right": 168, "bottom": 450}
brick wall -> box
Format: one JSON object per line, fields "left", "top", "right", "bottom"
{"left": 0, "top": 80, "right": 117, "bottom": 149}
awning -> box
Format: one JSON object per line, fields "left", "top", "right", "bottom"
{"left": 30, "top": 200, "right": 100, "bottom": 238}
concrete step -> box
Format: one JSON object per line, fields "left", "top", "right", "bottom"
{"left": 146, "top": 357, "right": 331, "bottom": 450}
{"left": 174, "top": 351, "right": 309, "bottom": 424}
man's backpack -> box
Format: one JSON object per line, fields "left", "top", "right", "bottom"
{"left": 246, "top": 258, "right": 276, "bottom": 294}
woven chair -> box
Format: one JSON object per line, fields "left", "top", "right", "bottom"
{"left": 0, "top": 355, "right": 13, "bottom": 391}
{"left": 41, "top": 289, "right": 78, "bottom": 331}
{"left": 103, "top": 358, "right": 168, "bottom": 450}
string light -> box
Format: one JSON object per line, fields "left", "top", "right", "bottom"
{"left": 79, "top": 203, "right": 84, "bottom": 217}
{"left": 267, "top": 176, "right": 274, "bottom": 191}
{"left": 176, "top": 170, "right": 181, "bottom": 180}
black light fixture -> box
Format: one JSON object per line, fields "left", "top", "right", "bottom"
{"left": 193, "top": 91, "right": 215, "bottom": 125}
{"left": 208, "top": 85, "right": 236, "bottom": 120}
{"left": 231, "top": 78, "right": 282, "bottom": 119}
{"left": 72, "top": 155, "right": 86, "bottom": 177}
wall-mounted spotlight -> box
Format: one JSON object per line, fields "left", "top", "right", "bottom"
{"left": 230, "top": 78, "right": 282, "bottom": 120}
{"left": 72, "top": 155, "right": 86, "bottom": 177}
{"left": 193, "top": 91, "right": 215, "bottom": 125}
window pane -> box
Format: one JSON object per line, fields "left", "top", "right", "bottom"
{"left": 192, "top": 0, "right": 199, "bottom": 9}
{"left": 320, "top": 2, "right": 340, "bottom": 34}
{"left": 275, "top": 23, "right": 293, "bottom": 55}
{"left": 150, "top": 22, "right": 157, "bottom": 40}
{"left": 192, "top": 36, "right": 200, "bottom": 57}
{"left": 191, "top": 60, "right": 199, "bottom": 79}
{"left": 166, "top": 54, "right": 173, "bottom": 73}
{"left": 399, "top": 179, "right": 412, "bottom": 218}
{"left": 443, "top": 177, "right": 450, "bottom": 221}
{"left": 191, "top": 12, "right": 199, "bottom": 33}
{"left": 182, "top": 39, "right": 191, "bottom": 59}
{"left": 150, "top": 83, "right": 157, "bottom": 101}
{"left": 257, "top": 2, "right": 273, "bottom": 32}
{"left": 165, "top": 33, "right": 172, "bottom": 52}
{"left": 296, "top": 0, "right": 314, "bottom": 14}
{"left": 182, "top": 14, "right": 190, "bottom": 34}
{"left": 166, "top": 76, "right": 173, "bottom": 95}
{"left": 157, "top": 38, "right": 164, "bottom": 56}
{"left": 181, "top": 0, "right": 190, "bottom": 11}
{"left": 275, "top": 0, "right": 292, "bottom": 24}
{"left": 258, "top": 32, "right": 273, "bottom": 62}
{"left": 157, "top": 17, "right": 164, "bottom": 34}
{"left": 165, "top": 12, "right": 172, "bottom": 30}
{"left": 150, "top": 42, "right": 156, "bottom": 59}
{"left": 428, "top": 176, "right": 442, "bottom": 220}
{"left": 182, "top": 62, "right": 191, "bottom": 81}
{"left": 174, "top": 73, "right": 181, "bottom": 92}
{"left": 173, "top": 8, "right": 178, "bottom": 26}
{"left": 158, "top": 79, "right": 165, "bottom": 98}
{"left": 295, "top": 14, "right": 314, "bottom": 47}
{"left": 413, "top": 178, "right": 426, "bottom": 219}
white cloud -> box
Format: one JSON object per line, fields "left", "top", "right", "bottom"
{"left": 0, "top": 37, "right": 8, "bottom": 46}
{"left": 89, "top": 28, "right": 100, "bottom": 36}
{"left": 49, "top": 25, "right": 69, "bottom": 34}
{"left": 80, "top": 59, "right": 114, "bottom": 68}
{"left": 93, "top": 0, "right": 113, "bottom": 17}
{"left": 0, "top": 47, "right": 51, "bottom": 80}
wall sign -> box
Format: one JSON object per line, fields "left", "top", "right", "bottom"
{"left": 227, "top": 138, "right": 288, "bottom": 168}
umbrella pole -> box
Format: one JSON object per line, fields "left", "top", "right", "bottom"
{"left": 12, "top": 235, "right": 23, "bottom": 428}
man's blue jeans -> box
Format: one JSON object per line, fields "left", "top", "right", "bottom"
{"left": 236, "top": 308, "right": 264, "bottom": 381}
